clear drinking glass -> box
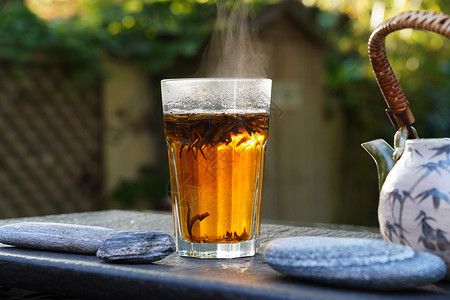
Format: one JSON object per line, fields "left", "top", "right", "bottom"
{"left": 161, "top": 78, "right": 271, "bottom": 258}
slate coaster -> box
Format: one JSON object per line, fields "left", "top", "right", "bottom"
{"left": 264, "top": 236, "right": 446, "bottom": 290}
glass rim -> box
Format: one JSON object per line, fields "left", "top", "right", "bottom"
{"left": 161, "top": 78, "right": 271, "bottom": 83}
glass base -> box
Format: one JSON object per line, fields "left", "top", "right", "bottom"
{"left": 176, "top": 236, "right": 259, "bottom": 259}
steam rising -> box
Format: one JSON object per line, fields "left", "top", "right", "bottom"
{"left": 199, "top": 1, "right": 267, "bottom": 78}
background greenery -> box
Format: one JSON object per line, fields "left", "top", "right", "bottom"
{"left": 1, "top": 0, "right": 449, "bottom": 224}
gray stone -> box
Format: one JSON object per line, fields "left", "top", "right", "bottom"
{"left": 264, "top": 236, "right": 447, "bottom": 290}
{"left": 96, "top": 231, "right": 175, "bottom": 264}
{"left": 0, "top": 222, "right": 113, "bottom": 254}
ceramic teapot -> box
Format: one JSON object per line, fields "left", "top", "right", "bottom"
{"left": 362, "top": 11, "right": 450, "bottom": 274}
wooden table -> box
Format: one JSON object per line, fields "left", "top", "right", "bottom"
{"left": 0, "top": 210, "right": 449, "bottom": 299}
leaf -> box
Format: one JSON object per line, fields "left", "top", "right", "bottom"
{"left": 387, "top": 188, "right": 403, "bottom": 204}
{"left": 435, "top": 229, "right": 448, "bottom": 241}
{"left": 438, "top": 159, "right": 450, "bottom": 173}
{"left": 430, "top": 144, "right": 450, "bottom": 159}
{"left": 435, "top": 230, "right": 450, "bottom": 251}
{"left": 416, "top": 188, "right": 450, "bottom": 209}
{"left": 385, "top": 221, "right": 397, "bottom": 241}
{"left": 401, "top": 190, "right": 412, "bottom": 201}
{"left": 418, "top": 162, "right": 441, "bottom": 176}
{"left": 418, "top": 236, "right": 437, "bottom": 251}
{"left": 437, "top": 241, "right": 450, "bottom": 251}
{"left": 421, "top": 221, "right": 436, "bottom": 239}
{"left": 415, "top": 210, "right": 436, "bottom": 238}
{"left": 415, "top": 210, "right": 427, "bottom": 221}
{"left": 414, "top": 149, "right": 423, "bottom": 158}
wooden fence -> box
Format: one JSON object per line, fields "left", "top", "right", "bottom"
{"left": 0, "top": 57, "right": 102, "bottom": 218}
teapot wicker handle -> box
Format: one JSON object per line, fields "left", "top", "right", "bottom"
{"left": 368, "top": 11, "right": 450, "bottom": 135}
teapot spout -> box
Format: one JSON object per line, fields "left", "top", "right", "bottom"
{"left": 361, "top": 139, "right": 396, "bottom": 192}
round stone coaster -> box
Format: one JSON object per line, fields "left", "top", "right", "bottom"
{"left": 264, "top": 236, "right": 446, "bottom": 290}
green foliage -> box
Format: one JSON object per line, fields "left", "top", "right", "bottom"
{"left": 0, "top": 3, "right": 56, "bottom": 62}
{"left": 0, "top": 1, "right": 216, "bottom": 82}
{"left": 111, "top": 166, "right": 170, "bottom": 209}
{"left": 320, "top": 3, "right": 450, "bottom": 140}
{"left": 0, "top": 2, "right": 103, "bottom": 83}
{"left": 84, "top": 1, "right": 215, "bottom": 74}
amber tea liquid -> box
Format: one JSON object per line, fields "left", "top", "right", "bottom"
{"left": 164, "top": 112, "right": 269, "bottom": 250}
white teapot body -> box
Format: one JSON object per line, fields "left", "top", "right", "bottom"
{"left": 378, "top": 138, "right": 450, "bottom": 273}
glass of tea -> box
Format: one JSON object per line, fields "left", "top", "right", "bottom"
{"left": 161, "top": 78, "right": 271, "bottom": 258}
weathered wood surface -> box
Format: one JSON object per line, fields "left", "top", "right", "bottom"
{"left": 0, "top": 210, "right": 449, "bottom": 300}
